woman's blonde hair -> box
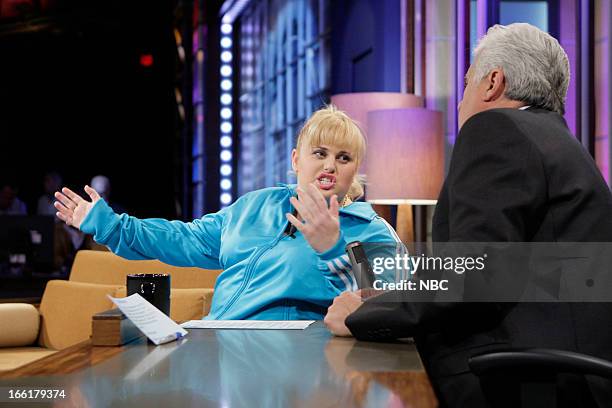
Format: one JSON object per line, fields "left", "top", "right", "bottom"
{"left": 295, "top": 105, "right": 366, "bottom": 200}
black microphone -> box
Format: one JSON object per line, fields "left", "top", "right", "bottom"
{"left": 345, "top": 241, "right": 374, "bottom": 288}
{"left": 285, "top": 209, "right": 298, "bottom": 238}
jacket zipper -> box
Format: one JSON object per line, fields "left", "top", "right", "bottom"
{"left": 216, "top": 201, "right": 293, "bottom": 319}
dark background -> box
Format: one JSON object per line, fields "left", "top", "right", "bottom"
{"left": 0, "top": 0, "right": 178, "bottom": 218}
{"left": 0, "top": 0, "right": 403, "bottom": 221}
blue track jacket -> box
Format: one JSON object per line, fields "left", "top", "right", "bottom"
{"left": 80, "top": 184, "right": 400, "bottom": 320}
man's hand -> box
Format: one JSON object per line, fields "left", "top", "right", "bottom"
{"left": 324, "top": 291, "right": 363, "bottom": 337}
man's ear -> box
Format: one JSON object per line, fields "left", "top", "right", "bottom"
{"left": 291, "top": 148, "right": 298, "bottom": 172}
{"left": 484, "top": 69, "right": 506, "bottom": 102}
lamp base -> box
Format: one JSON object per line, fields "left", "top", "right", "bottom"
{"left": 371, "top": 204, "right": 431, "bottom": 246}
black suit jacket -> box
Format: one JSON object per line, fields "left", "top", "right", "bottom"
{"left": 346, "top": 108, "right": 612, "bottom": 407}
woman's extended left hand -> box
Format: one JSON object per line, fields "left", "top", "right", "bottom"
{"left": 286, "top": 183, "right": 340, "bottom": 253}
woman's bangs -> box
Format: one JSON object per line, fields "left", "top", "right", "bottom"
{"left": 307, "top": 119, "right": 364, "bottom": 161}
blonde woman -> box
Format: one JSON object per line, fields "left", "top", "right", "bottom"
{"left": 54, "top": 106, "right": 400, "bottom": 320}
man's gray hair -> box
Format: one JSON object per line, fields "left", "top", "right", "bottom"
{"left": 472, "top": 23, "right": 570, "bottom": 115}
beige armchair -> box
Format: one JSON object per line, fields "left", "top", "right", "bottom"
{"left": 0, "top": 250, "right": 222, "bottom": 372}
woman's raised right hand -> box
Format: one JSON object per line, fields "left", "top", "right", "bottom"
{"left": 54, "top": 185, "right": 101, "bottom": 229}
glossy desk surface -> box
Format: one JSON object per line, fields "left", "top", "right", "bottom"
{"left": 0, "top": 322, "right": 437, "bottom": 407}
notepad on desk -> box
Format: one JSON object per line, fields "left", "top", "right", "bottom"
{"left": 108, "top": 294, "right": 188, "bottom": 345}
{"left": 181, "top": 320, "right": 315, "bottom": 330}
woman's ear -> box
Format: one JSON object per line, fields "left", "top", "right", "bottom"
{"left": 291, "top": 148, "right": 299, "bottom": 172}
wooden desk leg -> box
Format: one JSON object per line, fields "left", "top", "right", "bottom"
{"left": 413, "top": 205, "right": 427, "bottom": 243}
{"left": 396, "top": 204, "right": 414, "bottom": 245}
{"left": 371, "top": 204, "right": 414, "bottom": 245}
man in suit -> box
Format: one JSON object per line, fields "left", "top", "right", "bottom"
{"left": 324, "top": 23, "right": 612, "bottom": 407}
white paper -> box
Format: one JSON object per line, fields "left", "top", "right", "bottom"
{"left": 180, "top": 320, "right": 315, "bottom": 330}
{"left": 108, "top": 293, "right": 188, "bottom": 345}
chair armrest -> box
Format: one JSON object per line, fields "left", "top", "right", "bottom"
{"left": 0, "top": 304, "right": 40, "bottom": 347}
{"left": 171, "top": 288, "right": 215, "bottom": 323}
{"left": 469, "top": 348, "right": 612, "bottom": 379}
{"left": 114, "top": 287, "right": 215, "bottom": 323}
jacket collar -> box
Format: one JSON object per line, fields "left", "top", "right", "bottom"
{"left": 523, "top": 106, "right": 569, "bottom": 129}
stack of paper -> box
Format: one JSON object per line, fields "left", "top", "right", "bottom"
{"left": 181, "top": 320, "right": 315, "bottom": 330}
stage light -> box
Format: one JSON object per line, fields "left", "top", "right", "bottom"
{"left": 221, "top": 51, "right": 232, "bottom": 62}
{"left": 220, "top": 37, "right": 232, "bottom": 48}
{"left": 221, "top": 122, "right": 232, "bottom": 133}
{"left": 220, "top": 193, "right": 232, "bottom": 205}
{"left": 221, "top": 65, "right": 232, "bottom": 77}
{"left": 220, "top": 164, "right": 232, "bottom": 176}
{"left": 221, "top": 80, "right": 232, "bottom": 91}
{"left": 219, "top": 24, "right": 234, "bottom": 208}
{"left": 221, "top": 108, "right": 232, "bottom": 119}
{"left": 220, "top": 150, "right": 232, "bottom": 162}
{"left": 220, "top": 135, "right": 232, "bottom": 147}
{"left": 221, "top": 24, "right": 233, "bottom": 35}
{"left": 177, "top": 46, "right": 186, "bottom": 63}
{"left": 140, "top": 54, "right": 154, "bottom": 67}
{"left": 221, "top": 94, "right": 232, "bottom": 105}
{"left": 220, "top": 179, "right": 232, "bottom": 190}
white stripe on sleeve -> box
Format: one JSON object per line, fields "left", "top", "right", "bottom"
{"left": 327, "top": 259, "right": 352, "bottom": 291}
{"left": 332, "top": 257, "right": 357, "bottom": 291}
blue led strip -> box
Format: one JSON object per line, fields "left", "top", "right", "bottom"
{"left": 219, "top": 22, "right": 234, "bottom": 208}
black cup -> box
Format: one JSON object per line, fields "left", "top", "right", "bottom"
{"left": 127, "top": 274, "right": 171, "bottom": 316}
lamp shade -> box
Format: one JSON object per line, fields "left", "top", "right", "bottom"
{"left": 365, "top": 108, "right": 444, "bottom": 203}
{"left": 331, "top": 93, "right": 424, "bottom": 173}
{"left": 331, "top": 92, "right": 424, "bottom": 133}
